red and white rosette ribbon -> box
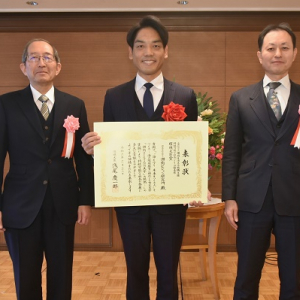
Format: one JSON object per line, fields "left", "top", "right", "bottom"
{"left": 291, "top": 105, "right": 300, "bottom": 149}
{"left": 61, "top": 115, "right": 80, "bottom": 158}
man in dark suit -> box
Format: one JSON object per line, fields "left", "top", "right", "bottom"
{"left": 82, "top": 16, "right": 203, "bottom": 300}
{"left": 222, "top": 23, "right": 300, "bottom": 299}
{"left": 0, "top": 38, "right": 94, "bottom": 300}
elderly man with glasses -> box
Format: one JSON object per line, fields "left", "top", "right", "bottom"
{"left": 0, "top": 38, "right": 94, "bottom": 300}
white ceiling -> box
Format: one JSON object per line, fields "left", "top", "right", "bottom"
{"left": 1, "top": 0, "right": 300, "bottom": 13}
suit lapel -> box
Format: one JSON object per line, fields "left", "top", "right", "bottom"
{"left": 250, "top": 82, "right": 275, "bottom": 138}
{"left": 162, "top": 79, "right": 175, "bottom": 105}
{"left": 276, "top": 81, "right": 300, "bottom": 141}
{"left": 124, "top": 79, "right": 139, "bottom": 121}
{"left": 51, "top": 88, "right": 69, "bottom": 147}
{"left": 17, "top": 86, "right": 45, "bottom": 140}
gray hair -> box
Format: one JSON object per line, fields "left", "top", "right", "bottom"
{"left": 21, "top": 38, "right": 60, "bottom": 63}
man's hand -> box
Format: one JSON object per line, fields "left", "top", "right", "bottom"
{"left": 207, "top": 190, "right": 212, "bottom": 201}
{"left": 188, "top": 200, "right": 204, "bottom": 207}
{"left": 0, "top": 211, "right": 5, "bottom": 232}
{"left": 81, "top": 132, "right": 101, "bottom": 155}
{"left": 77, "top": 206, "right": 92, "bottom": 225}
{"left": 187, "top": 190, "right": 212, "bottom": 207}
{"left": 224, "top": 200, "right": 239, "bottom": 230}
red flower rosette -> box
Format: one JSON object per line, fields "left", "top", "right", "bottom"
{"left": 291, "top": 105, "right": 300, "bottom": 149}
{"left": 61, "top": 115, "right": 80, "bottom": 158}
{"left": 162, "top": 101, "right": 187, "bottom": 121}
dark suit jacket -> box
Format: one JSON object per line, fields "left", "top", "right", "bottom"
{"left": 0, "top": 85, "right": 94, "bottom": 229}
{"left": 222, "top": 80, "right": 300, "bottom": 216}
{"left": 103, "top": 77, "right": 198, "bottom": 214}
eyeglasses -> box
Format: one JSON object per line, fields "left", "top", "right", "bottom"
{"left": 27, "top": 55, "right": 55, "bottom": 63}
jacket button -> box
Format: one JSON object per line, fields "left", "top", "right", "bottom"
{"left": 43, "top": 180, "right": 48, "bottom": 185}
{"left": 45, "top": 126, "right": 49, "bottom": 130}
{"left": 48, "top": 159, "right": 52, "bottom": 164}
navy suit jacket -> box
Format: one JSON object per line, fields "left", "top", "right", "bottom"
{"left": 0, "top": 86, "right": 94, "bottom": 228}
{"left": 222, "top": 80, "right": 300, "bottom": 216}
{"left": 103, "top": 77, "right": 198, "bottom": 214}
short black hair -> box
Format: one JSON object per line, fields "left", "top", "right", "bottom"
{"left": 258, "top": 23, "right": 296, "bottom": 51}
{"left": 127, "top": 15, "right": 169, "bottom": 49}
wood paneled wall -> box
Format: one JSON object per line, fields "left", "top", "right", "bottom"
{"left": 1, "top": 12, "right": 299, "bottom": 251}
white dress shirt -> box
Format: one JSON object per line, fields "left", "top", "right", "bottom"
{"left": 135, "top": 73, "right": 164, "bottom": 111}
{"left": 263, "top": 74, "right": 291, "bottom": 114}
{"left": 30, "top": 85, "right": 55, "bottom": 113}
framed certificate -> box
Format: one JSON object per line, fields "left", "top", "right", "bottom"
{"left": 94, "top": 121, "right": 208, "bottom": 207}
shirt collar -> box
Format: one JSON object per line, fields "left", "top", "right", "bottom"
{"left": 135, "top": 73, "right": 164, "bottom": 91}
{"left": 263, "top": 74, "right": 290, "bottom": 90}
{"left": 30, "top": 85, "right": 55, "bottom": 105}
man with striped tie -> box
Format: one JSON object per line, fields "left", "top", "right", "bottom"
{"left": 0, "top": 38, "right": 94, "bottom": 300}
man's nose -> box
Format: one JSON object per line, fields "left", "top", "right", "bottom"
{"left": 275, "top": 48, "right": 282, "bottom": 57}
{"left": 144, "top": 46, "right": 153, "bottom": 55}
{"left": 38, "top": 57, "right": 47, "bottom": 66}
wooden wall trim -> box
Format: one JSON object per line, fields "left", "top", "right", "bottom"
{"left": 1, "top": 11, "right": 300, "bottom": 32}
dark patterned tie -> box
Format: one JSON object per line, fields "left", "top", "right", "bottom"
{"left": 267, "top": 82, "right": 282, "bottom": 120}
{"left": 38, "top": 95, "right": 49, "bottom": 120}
{"left": 143, "top": 83, "right": 154, "bottom": 118}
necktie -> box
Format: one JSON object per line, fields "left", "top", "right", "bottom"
{"left": 38, "top": 95, "right": 49, "bottom": 120}
{"left": 267, "top": 82, "right": 282, "bottom": 120}
{"left": 143, "top": 83, "right": 154, "bottom": 118}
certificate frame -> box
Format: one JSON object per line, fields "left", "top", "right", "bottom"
{"left": 94, "top": 121, "right": 208, "bottom": 207}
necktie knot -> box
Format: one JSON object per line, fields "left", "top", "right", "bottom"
{"left": 39, "top": 94, "right": 49, "bottom": 103}
{"left": 144, "top": 83, "right": 153, "bottom": 90}
{"left": 143, "top": 83, "right": 154, "bottom": 118}
{"left": 268, "top": 82, "right": 281, "bottom": 90}
{"left": 38, "top": 95, "right": 49, "bottom": 120}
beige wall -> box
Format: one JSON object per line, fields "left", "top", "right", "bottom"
{"left": 1, "top": 12, "right": 298, "bottom": 250}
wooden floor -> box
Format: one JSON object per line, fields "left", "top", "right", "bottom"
{"left": 0, "top": 251, "right": 279, "bottom": 300}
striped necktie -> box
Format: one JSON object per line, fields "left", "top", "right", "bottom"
{"left": 38, "top": 95, "right": 49, "bottom": 120}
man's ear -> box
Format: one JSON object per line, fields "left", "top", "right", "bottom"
{"left": 293, "top": 47, "right": 298, "bottom": 61}
{"left": 128, "top": 46, "right": 133, "bottom": 60}
{"left": 55, "top": 63, "right": 62, "bottom": 76}
{"left": 257, "top": 51, "right": 262, "bottom": 64}
{"left": 164, "top": 45, "right": 169, "bottom": 59}
{"left": 20, "top": 63, "right": 27, "bottom": 76}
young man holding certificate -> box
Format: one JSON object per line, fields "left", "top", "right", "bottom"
{"left": 82, "top": 15, "right": 205, "bottom": 300}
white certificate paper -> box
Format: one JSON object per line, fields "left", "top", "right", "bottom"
{"left": 94, "top": 121, "right": 208, "bottom": 207}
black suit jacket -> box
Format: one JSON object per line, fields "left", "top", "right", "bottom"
{"left": 0, "top": 86, "right": 94, "bottom": 228}
{"left": 222, "top": 80, "right": 300, "bottom": 216}
{"left": 103, "top": 77, "right": 198, "bottom": 214}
